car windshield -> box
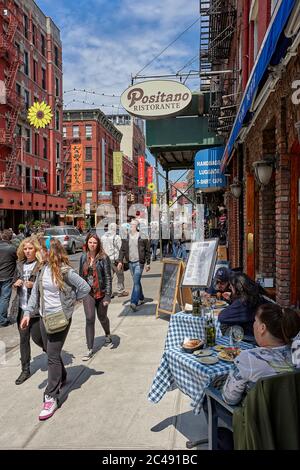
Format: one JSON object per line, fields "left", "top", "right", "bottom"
{"left": 44, "top": 228, "right": 65, "bottom": 236}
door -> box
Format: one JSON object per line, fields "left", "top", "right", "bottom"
{"left": 291, "top": 155, "right": 300, "bottom": 307}
{"left": 246, "top": 174, "right": 255, "bottom": 279}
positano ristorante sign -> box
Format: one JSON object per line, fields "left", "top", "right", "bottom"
{"left": 121, "top": 80, "right": 192, "bottom": 119}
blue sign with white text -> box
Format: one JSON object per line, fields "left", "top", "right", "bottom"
{"left": 194, "top": 147, "right": 226, "bottom": 189}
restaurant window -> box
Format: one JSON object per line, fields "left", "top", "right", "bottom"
{"left": 43, "top": 137, "right": 47, "bottom": 159}
{"left": 41, "top": 68, "right": 46, "bottom": 90}
{"left": 63, "top": 126, "right": 67, "bottom": 138}
{"left": 24, "top": 51, "right": 29, "bottom": 76}
{"left": 73, "top": 125, "right": 79, "bottom": 138}
{"left": 34, "top": 133, "right": 39, "bottom": 156}
{"left": 24, "top": 89, "right": 30, "bottom": 110}
{"left": 25, "top": 128, "right": 31, "bottom": 153}
{"left": 54, "top": 45, "right": 59, "bottom": 66}
{"left": 41, "top": 33, "right": 46, "bottom": 56}
{"left": 23, "top": 14, "right": 29, "bottom": 39}
{"left": 85, "top": 125, "right": 92, "bottom": 139}
{"left": 85, "top": 168, "right": 92, "bottom": 182}
{"left": 55, "top": 77, "right": 59, "bottom": 96}
{"left": 56, "top": 109, "right": 60, "bottom": 131}
{"left": 32, "top": 23, "right": 36, "bottom": 45}
{"left": 33, "top": 59, "right": 38, "bottom": 82}
{"left": 85, "top": 146, "right": 92, "bottom": 161}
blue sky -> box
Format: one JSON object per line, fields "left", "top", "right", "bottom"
{"left": 37, "top": 0, "right": 199, "bottom": 184}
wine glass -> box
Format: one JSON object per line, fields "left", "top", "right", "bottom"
{"left": 231, "top": 325, "right": 244, "bottom": 346}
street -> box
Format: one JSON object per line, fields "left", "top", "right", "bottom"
{"left": 0, "top": 258, "right": 207, "bottom": 450}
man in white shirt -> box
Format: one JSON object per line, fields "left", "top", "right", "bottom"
{"left": 101, "top": 223, "right": 128, "bottom": 297}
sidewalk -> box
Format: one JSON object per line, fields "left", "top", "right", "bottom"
{"left": 0, "top": 260, "right": 208, "bottom": 450}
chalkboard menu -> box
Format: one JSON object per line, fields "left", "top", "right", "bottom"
{"left": 156, "top": 260, "right": 182, "bottom": 317}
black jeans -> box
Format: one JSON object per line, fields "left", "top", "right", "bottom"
{"left": 17, "top": 310, "right": 44, "bottom": 369}
{"left": 40, "top": 317, "right": 71, "bottom": 401}
{"left": 83, "top": 294, "right": 110, "bottom": 350}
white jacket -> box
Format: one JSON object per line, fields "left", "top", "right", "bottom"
{"left": 101, "top": 232, "right": 122, "bottom": 263}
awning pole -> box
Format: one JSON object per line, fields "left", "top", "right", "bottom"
{"left": 155, "top": 157, "right": 163, "bottom": 262}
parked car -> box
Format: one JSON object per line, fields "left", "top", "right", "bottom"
{"left": 43, "top": 226, "right": 85, "bottom": 254}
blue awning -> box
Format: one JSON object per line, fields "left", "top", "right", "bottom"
{"left": 221, "top": 0, "right": 296, "bottom": 171}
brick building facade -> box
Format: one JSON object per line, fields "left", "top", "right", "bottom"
{"left": 0, "top": 0, "right": 66, "bottom": 230}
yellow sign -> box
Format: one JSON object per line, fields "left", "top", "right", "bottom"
{"left": 113, "top": 151, "right": 123, "bottom": 185}
{"left": 148, "top": 182, "right": 155, "bottom": 192}
{"left": 27, "top": 101, "right": 53, "bottom": 129}
{"left": 152, "top": 192, "right": 157, "bottom": 204}
{"left": 71, "top": 144, "right": 83, "bottom": 192}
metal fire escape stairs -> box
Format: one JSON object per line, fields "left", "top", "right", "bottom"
{"left": 0, "top": 1, "right": 24, "bottom": 188}
{"left": 199, "top": 0, "right": 237, "bottom": 135}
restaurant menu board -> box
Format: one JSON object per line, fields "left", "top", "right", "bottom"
{"left": 182, "top": 239, "right": 219, "bottom": 288}
{"left": 156, "top": 260, "right": 182, "bottom": 317}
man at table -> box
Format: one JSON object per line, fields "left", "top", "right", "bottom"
{"left": 206, "top": 267, "right": 232, "bottom": 301}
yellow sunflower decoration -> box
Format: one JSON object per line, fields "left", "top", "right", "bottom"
{"left": 27, "top": 101, "right": 53, "bottom": 129}
{"left": 148, "top": 182, "right": 155, "bottom": 192}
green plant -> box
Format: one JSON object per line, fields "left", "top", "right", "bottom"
{"left": 18, "top": 223, "right": 25, "bottom": 232}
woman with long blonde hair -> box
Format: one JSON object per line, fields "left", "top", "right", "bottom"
{"left": 11, "top": 236, "right": 44, "bottom": 385}
{"left": 21, "top": 238, "right": 90, "bottom": 421}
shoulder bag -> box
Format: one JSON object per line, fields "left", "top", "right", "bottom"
{"left": 43, "top": 310, "right": 69, "bottom": 334}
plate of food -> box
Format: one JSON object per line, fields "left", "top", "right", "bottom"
{"left": 193, "top": 348, "right": 213, "bottom": 357}
{"left": 181, "top": 338, "right": 204, "bottom": 353}
{"left": 213, "top": 345, "right": 226, "bottom": 351}
{"left": 215, "top": 300, "right": 228, "bottom": 308}
{"left": 198, "top": 356, "right": 219, "bottom": 365}
{"left": 218, "top": 348, "right": 241, "bottom": 362}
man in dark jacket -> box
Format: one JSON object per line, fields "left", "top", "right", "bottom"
{"left": 0, "top": 229, "right": 17, "bottom": 326}
{"left": 117, "top": 219, "right": 150, "bottom": 311}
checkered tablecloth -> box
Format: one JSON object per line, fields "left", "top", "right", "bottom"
{"left": 149, "top": 320, "right": 254, "bottom": 414}
{"left": 164, "top": 311, "right": 222, "bottom": 350}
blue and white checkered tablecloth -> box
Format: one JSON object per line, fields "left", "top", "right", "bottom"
{"left": 149, "top": 333, "right": 254, "bottom": 415}
{"left": 164, "top": 311, "right": 222, "bottom": 350}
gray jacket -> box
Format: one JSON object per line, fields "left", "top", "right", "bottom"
{"left": 23, "top": 264, "right": 90, "bottom": 320}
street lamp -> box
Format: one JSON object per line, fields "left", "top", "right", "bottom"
{"left": 252, "top": 159, "right": 274, "bottom": 187}
{"left": 230, "top": 178, "right": 242, "bottom": 198}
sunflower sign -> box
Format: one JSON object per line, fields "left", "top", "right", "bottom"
{"left": 147, "top": 182, "right": 155, "bottom": 192}
{"left": 27, "top": 101, "right": 53, "bottom": 129}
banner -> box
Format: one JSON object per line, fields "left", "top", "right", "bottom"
{"left": 152, "top": 192, "right": 157, "bottom": 204}
{"left": 71, "top": 144, "right": 83, "bottom": 192}
{"left": 113, "top": 151, "right": 123, "bottom": 185}
{"left": 144, "top": 193, "right": 151, "bottom": 207}
{"left": 138, "top": 155, "right": 145, "bottom": 187}
{"left": 147, "top": 165, "right": 153, "bottom": 185}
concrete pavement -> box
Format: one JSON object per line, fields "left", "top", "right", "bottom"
{"left": 0, "top": 259, "right": 208, "bottom": 450}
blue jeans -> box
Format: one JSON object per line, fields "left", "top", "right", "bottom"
{"left": 0, "top": 279, "right": 13, "bottom": 325}
{"left": 129, "top": 262, "right": 144, "bottom": 306}
{"left": 151, "top": 240, "right": 158, "bottom": 260}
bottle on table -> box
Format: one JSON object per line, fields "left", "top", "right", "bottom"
{"left": 205, "top": 313, "right": 216, "bottom": 347}
{"left": 192, "top": 289, "right": 202, "bottom": 316}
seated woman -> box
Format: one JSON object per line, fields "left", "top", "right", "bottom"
{"left": 212, "top": 304, "right": 300, "bottom": 449}
{"left": 218, "top": 272, "right": 268, "bottom": 338}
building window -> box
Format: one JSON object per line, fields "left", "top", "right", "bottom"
{"left": 43, "top": 137, "right": 47, "bottom": 159}
{"left": 24, "top": 51, "right": 29, "bottom": 75}
{"left": 34, "top": 133, "right": 39, "bottom": 155}
{"left": 26, "top": 167, "right": 31, "bottom": 191}
{"left": 16, "top": 82, "right": 21, "bottom": 96}
{"left": 24, "top": 89, "right": 30, "bottom": 110}
{"left": 23, "top": 14, "right": 29, "bottom": 39}
{"left": 56, "top": 142, "right": 60, "bottom": 161}
{"left": 54, "top": 45, "right": 59, "bottom": 66}
{"left": 43, "top": 172, "right": 48, "bottom": 191}
{"left": 16, "top": 124, "right": 22, "bottom": 136}
{"left": 85, "top": 147, "right": 92, "bottom": 160}
{"left": 55, "top": 110, "right": 60, "bottom": 131}
{"left": 85, "top": 125, "right": 92, "bottom": 139}
{"left": 41, "top": 68, "right": 46, "bottom": 90}
{"left": 41, "top": 33, "right": 46, "bottom": 56}
{"left": 63, "top": 126, "right": 67, "bottom": 138}
{"left": 57, "top": 174, "right": 61, "bottom": 193}
{"left": 86, "top": 191, "right": 93, "bottom": 202}
{"left": 25, "top": 128, "right": 31, "bottom": 153}
{"left": 33, "top": 59, "right": 38, "bottom": 82}
{"left": 73, "top": 125, "right": 79, "bottom": 138}
{"left": 55, "top": 77, "right": 59, "bottom": 96}
{"left": 85, "top": 168, "right": 92, "bottom": 182}
{"left": 32, "top": 23, "right": 36, "bottom": 45}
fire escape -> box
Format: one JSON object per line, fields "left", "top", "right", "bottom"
{"left": 200, "top": 0, "right": 237, "bottom": 136}
{"left": 0, "top": 1, "right": 24, "bottom": 189}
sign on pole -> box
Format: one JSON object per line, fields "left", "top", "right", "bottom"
{"left": 113, "top": 151, "right": 123, "bottom": 185}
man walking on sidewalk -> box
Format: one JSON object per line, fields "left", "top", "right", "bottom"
{"left": 0, "top": 229, "right": 17, "bottom": 326}
{"left": 101, "top": 223, "right": 129, "bottom": 298}
{"left": 117, "top": 219, "right": 150, "bottom": 311}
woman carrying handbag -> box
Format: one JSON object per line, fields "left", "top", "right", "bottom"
{"left": 20, "top": 239, "right": 90, "bottom": 421}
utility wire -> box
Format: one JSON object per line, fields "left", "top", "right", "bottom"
{"left": 64, "top": 88, "right": 120, "bottom": 98}
{"left": 135, "top": 16, "right": 200, "bottom": 77}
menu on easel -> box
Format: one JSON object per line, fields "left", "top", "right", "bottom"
{"left": 156, "top": 259, "right": 183, "bottom": 317}
{"left": 182, "top": 239, "right": 219, "bottom": 288}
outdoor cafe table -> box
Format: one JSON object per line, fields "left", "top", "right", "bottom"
{"left": 148, "top": 312, "right": 254, "bottom": 414}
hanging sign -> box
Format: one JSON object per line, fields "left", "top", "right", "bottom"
{"left": 194, "top": 146, "right": 226, "bottom": 191}
{"left": 147, "top": 166, "right": 153, "bottom": 185}
{"left": 144, "top": 194, "right": 151, "bottom": 207}
{"left": 121, "top": 80, "right": 192, "bottom": 119}
{"left": 138, "top": 155, "right": 145, "bottom": 187}
{"left": 113, "top": 151, "right": 123, "bottom": 185}
{"left": 71, "top": 144, "right": 83, "bottom": 192}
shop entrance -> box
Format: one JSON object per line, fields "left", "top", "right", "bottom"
{"left": 291, "top": 152, "right": 300, "bottom": 307}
